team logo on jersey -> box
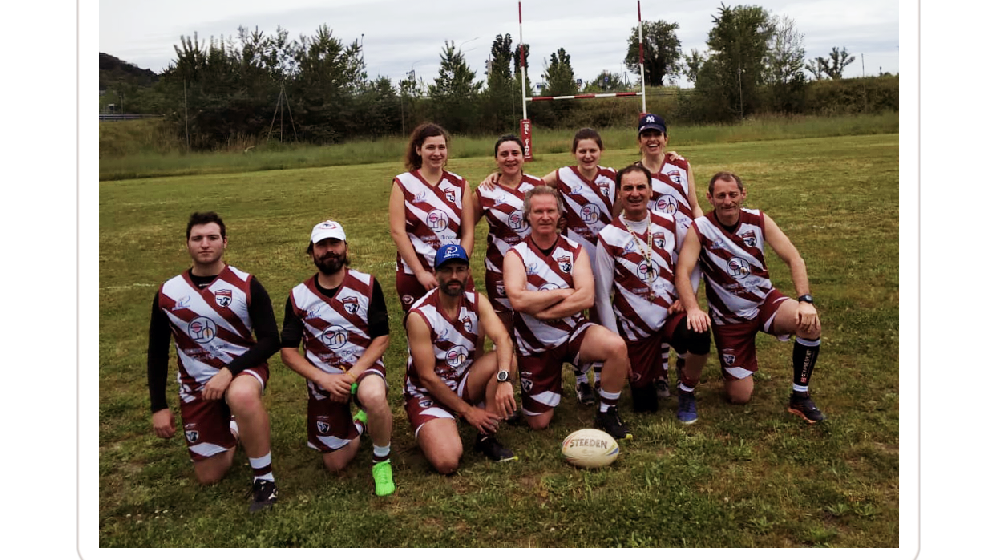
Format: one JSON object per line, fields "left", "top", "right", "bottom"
{"left": 444, "top": 189, "right": 456, "bottom": 204}
{"left": 174, "top": 295, "right": 191, "bottom": 310}
{"left": 599, "top": 185, "right": 610, "bottom": 199}
{"left": 740, "top": 232, "right": 758, "bottom": 248}
{"left": 710, "top": 239, "right": 724, "bottom": 250}
{"left": 342, "top": 296, "right": 360, "bottom": 314}
{"left": 727, "top": 257, "right": 751, "bottom": 279}
{"left": 402, "top": 295, "right": 414, "bottom": 305}
{"left": 460, "top": 314, "right": 474, "bottom": 333}
{"left": 305, "top": 304, "right": 322, "bottom": 320}
{"left": 570, "top": 184, "right": 586, "bottom": 195}
{"left": 427, "top": 209, "right": 449, "bottom": 233}
{"left": 496, "top": 281, "right": 506, "bottom": 297}
{"left": 655, "top": 195, "right": 678, "bottom": 215}
{"left": 721, "top": 349, "right": 736, "bottom": 366}
{"left": 321, "top": 325, "right": 350, "bottom": 349}
{"left": 540, "top": 282, "right": 562, "bottom": 291}
{"left": 520, "top": 378, "right": 534, "bottom": 392}
{"left": 638, "top": 261, "right": 659, "bottom": 282}
{"left": 188, "top": 316, "right": 217, "bottom": 343}
{"left": 446, "top": 346, "right": 469, "bottom": 368}
{"left": 667, "top": 170, "right": 683, "bottom": 185}
{"left": 557, "top": 255, "right": 572, "bottom": 273}
{"left": 526, "top": 263, "right": 539, "bottom": 276}
{"left": 185, "top": 427, "right": 199, "bottom": 443}
{"left": 508, "top": 210, "right": 528, "bottom": 233}
{"left": 316, "top": 419, "right": 331, "bottom": 435}
{"left": 213, "top": 289, "right": 232, "bottom": 307}
{"left": 580, "top": 203, "right": 601, "bottom": 225}
{"left": 420, "top": 399, "right": 433, "bottom": 409}
{"left": 651, "top": 232, "right": 666, "bottom": 249}
{"left": 412, "top": 189, "right": 427, "bottom": 204}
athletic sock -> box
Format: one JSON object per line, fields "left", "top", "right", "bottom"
{"left": 575, "top": 369, "right": 589, "bottom": 386}
{"left": 373, "top": 444, "right": 391, "bottom": 464}
{"left": 677, "top": 383, "right": 695, "bottom": 394}
{"left": 792, "top": 337, "right": 821, "bottom": 391}
{"left": 598, "top": 388, "right": 621, "bottom": 412}
{"left": 591, "top": 364, "right": 602, "bottom": 384}
{"left": 248, "top": 452, "right": 275, "bottom": 482}
{"left": 354, "top": 420, "right": 366, "bottom": 436}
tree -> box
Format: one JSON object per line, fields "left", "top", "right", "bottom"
{"left": 484, "top": 33, "right": 518, "bottom": 133}
{"left": 541, "top": 48, "right": 577, "bottom": 96}
{"left": 428, "top": 41, "right": 482, "bottom": 133}
{"left": 805, "top": 58, "right": 826, "bottom": 80}
{"left": 818, "top": 47, "right": 856, "bottom": 79}
{"left": 583, "top": 70, "right": 626, "bottom": 93}
{"left": 624, "top": 20, "right": 683, "bottom": 86}
{"left": 764, "top": 14, "right": 807, "bottom": 112}
{"left": 684, "top": 49, "right": 706, "bottom": 84}
{"left": 690, "top": 3, "right": 775, "bottom": 121}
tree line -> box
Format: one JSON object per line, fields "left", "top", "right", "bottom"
{"left": 108, "top": 4, "right": 898, "bottom": 150}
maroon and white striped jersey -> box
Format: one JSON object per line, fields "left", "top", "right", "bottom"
{"left": 394, "top": 169, "right": 467, "bottom": 274}
{"left": 595, "top": 211, "right": 680, "bottom": 341}
{"left": 403, "top": 288, "right": 480, "bottom": 399}
{"left": 477, "top": 174, "right": 545, "bottom": 274}
{"left": 647, "top": 157, "right": 694, "bottom": 233}
{"left": 693, "top": 209, "right": 775, "bottom": 324}
{"left": 157, "top": 265, "right": 267, "bottom": 400}
{"left": 552, "top": 165, "right": 616, "bottom": 263}
{"left": 507, "top": 235, "right": 587, "bottom": 353}
{"left": 287, "top": 269, "right": 385, "bottom": 401}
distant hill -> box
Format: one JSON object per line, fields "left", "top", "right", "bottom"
{"left": 100, "top": 53, "right": 159, "bottom": 90}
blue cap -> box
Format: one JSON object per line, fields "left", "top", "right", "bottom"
{"left": 638, "top": 113, "right": 667, "bottom": 135}
{"left": 434, "top": 244, "right": 470, "bottom": 269}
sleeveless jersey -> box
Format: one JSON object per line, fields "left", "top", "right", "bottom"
{"left": 394, "top": 169, "right": 466, "bottom": 275}
{"left": 647, "top": 156, "right": 694, "bottom": 233}
{"left": 156, "top": 265, "right": 267, "bottom": 400}
{"left": 403, "top": 288, "right": 480, "bottom": 399}
{"left": 507, "top": 235, "right": 587, "bottom": 353}
{"left": 287, "top": 269, "right": 385, "bottom": 402}
{"left": 597, "top": 211, "right": 680, "bottom": 342}
{"left": 553, "top": 165, "right": 616, "bottom": 265}
{"left": 693, "top": 209, "right": 774, "bottom": 324}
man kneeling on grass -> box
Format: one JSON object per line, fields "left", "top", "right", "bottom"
{"left": 280, "top": 220, "right": 395, "bottom": 496}
{"left": 404, "top": 244, "right": 519, "bottom": 473}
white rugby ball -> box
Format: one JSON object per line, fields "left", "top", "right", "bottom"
{"left": 561, "top": 428, "right": 620, "bottom": 468}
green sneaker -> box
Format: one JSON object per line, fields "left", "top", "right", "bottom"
{"left": 372, "top": 460, "right": 396, "bottom": 496}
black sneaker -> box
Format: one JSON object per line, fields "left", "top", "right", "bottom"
{"left": 630, "top": 383, "right": 659, "bottom": 413}
{"left": 249, "top": 479, "right": 278, "bottom": 512}
{"left": 576, "top": 381, "right": 596, "bottom": 406}
{"left": 788, "top": 391, "right": 826, "bottom": 424}
{"left": 654, "top": 377, "right": 671, "bottom": 398}
{"left": 595, "top": 406, "right": 633, "bottom": 440}
{"left": 474, "top": 434, "right": 517, "bottom": 462}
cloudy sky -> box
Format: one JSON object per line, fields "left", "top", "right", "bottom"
{"left": 99, "top": 0, "right": 901, "bottom": 89}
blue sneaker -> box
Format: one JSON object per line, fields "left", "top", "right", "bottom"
{"left": 677, "top": 390, "right": 698, "bottom": 425}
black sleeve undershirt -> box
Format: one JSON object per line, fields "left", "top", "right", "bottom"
{"left": 146, "top": 274, "right": 281, "bottom": 413}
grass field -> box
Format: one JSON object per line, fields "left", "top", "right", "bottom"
{"left": 98, "top": 132, "right": 899, "bottom": 547}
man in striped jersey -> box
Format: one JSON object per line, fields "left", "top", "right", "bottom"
{"left": 147, "top": 211, "right": 281, "bottom": 512}
{"left": 504, "top": 186, "right": 632, "bottom": 440}
{"left": 404, "top": 244, "right": 518, "bottom": 473}
{"left": 595, "top": 165, "right": 712, "bottom": 423}
{"left": 280, "top": 220, "right": 395, "bottom": 496}
{"left": 676, "top": 172, "right": 826, "bottom": 423}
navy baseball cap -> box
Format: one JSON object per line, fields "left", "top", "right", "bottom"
{"left": 434, "top": 244, "right": 470, "bottom": 268}
{"left": 638, "top": 113, "right": 667, "bottom": 135}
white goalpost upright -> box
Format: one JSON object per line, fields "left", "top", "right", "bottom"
{"left": 517, "top": 0, "right": 647, "bottom": 161}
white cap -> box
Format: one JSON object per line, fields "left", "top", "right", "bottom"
{"left": 310, "top": 220, "right": 346, "bottom": 243}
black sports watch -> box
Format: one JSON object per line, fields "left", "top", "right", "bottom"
{"left": 497, "top": 370, "right": 511, "bottom": 383}
{"left": 797, "top": 294, "right": 814, "bottom": 305}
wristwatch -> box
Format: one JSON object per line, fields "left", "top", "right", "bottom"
{"left": 797, "top": 294, "right": 814, "bottom": 305}
{"left": 497, "top": 370, "right": 511, "bottom": 383}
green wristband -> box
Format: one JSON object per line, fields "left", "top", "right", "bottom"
{"left": 351, "top": 382, "right": 358, "bottom": 395}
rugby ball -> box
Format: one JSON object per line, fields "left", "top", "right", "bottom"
{"left": 561, "top": 428, "right": 620, "bottom": 468}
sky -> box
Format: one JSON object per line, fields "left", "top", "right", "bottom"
{"left": 99, "top": 0, "right": 900, "bottom": 90}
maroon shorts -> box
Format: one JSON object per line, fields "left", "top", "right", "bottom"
{"left": 626, "top": 312, "right": 686, "bottom": 389}
{"left": 403, "top": 376, "right": 473, "bottom": 437}
{"left": 307, "top": 369, "right": 386, "bottom": 453}
{"left": 484, "top": 269, "right": 512, "bottom": 314}
{"left": 712, "top": 289, "right": 790, "bottom": 380}
{"left": 180, "top": 367, "right": 268, "bottom": 461}
{"left": 517, "top": 320, "right": 594, "bottom": 416}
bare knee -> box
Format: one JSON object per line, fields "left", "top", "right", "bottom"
{"left": 322, "top": 452, "right": 352, "bottom": 473}
{"left": 430, "top": 453, "right": 461, "bottom": 474}
{"left": 525, "top": 413, "right": 552, "bottom": 431}
{"left": 193, "top": 452, "right": 233, "bottom": 484}
{"left": 725, "top": 377, "right": 755, "bottom": 404}
{"left": 226, "top": 381, "right": 263, "bottom": 413}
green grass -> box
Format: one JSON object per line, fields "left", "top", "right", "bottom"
{"left": 99, "top": 132, "right": 899, "bottom": 547}
{"left": 99, "top": 113, "right": 899, "bottom": 181}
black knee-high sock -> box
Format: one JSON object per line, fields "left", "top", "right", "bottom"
{"left": 792, "top": 337, "right": 821, "bottom": 389}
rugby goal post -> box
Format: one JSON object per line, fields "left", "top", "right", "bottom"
{"left": 517, "top": 1, "right": 647, "bottom": 161}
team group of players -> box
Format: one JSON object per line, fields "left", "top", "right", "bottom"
{"left": 146, "top": 114, "right": 826, "bottom": 512}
